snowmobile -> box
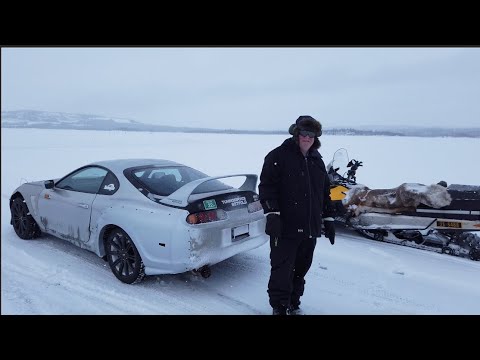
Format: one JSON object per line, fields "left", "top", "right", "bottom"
{"left": 327, "top": 148, "right": 480, "bottom": 261}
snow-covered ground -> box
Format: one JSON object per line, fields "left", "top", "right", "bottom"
{"left": 2, "top": 128, "right": 480, "bottom": 315}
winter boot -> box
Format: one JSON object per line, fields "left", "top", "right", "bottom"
{"left": 272, "top": 305, "right": 288, "bottom": 315}
{"left": 288, "top": 304, "right": 304, "bottom": 315}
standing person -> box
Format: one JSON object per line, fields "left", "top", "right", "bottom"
{"left": 259, "top": 115, "right": 335, "bottom": 315}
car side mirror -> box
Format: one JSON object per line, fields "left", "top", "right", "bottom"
{"left": 44, "top": 180, "right": 55, "bottom": 189}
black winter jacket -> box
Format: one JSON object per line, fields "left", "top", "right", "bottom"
{"left": 259, "top": 138, "right": 333, "bottom": 238}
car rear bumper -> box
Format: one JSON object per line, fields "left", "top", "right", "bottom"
{"left": 144, "top": 216, "right": 267, "bottom": 275}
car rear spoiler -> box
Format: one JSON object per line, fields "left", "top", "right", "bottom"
{"left": 159, "top": 174, "right": 258, "bottom": 207}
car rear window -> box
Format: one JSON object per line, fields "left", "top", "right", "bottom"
{"left": 126, "top": 166, "right": 232, "bottom": 196}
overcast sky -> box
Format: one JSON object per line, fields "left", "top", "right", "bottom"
{"left": 2, "top": 47, "right": 480, "bottom": 130}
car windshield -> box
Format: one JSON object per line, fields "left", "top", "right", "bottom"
{"left": 128, "top": 166, "right": 232, "bottom": 196}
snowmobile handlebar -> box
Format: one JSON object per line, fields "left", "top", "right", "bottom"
{"left": 347, "top": 159, "right": 363, "bottom": 171}
{"left": 327, "top": 150, "right": 363, "bottom": 186}
{"left": 346, "top": 159, "right": 362, "bottom": 184}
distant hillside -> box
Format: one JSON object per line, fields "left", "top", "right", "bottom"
{"left": 1, "top": 110, "right": 280, "bottom": 134}
{"left": 2, "top": 110, "right": 479, "bottom": 138}
{"left": 1, "top": 110, "right": 181, "bottom": 132}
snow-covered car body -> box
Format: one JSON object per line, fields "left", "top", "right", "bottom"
{"left": 9, "top": 159, "right": 267, "bottom": 283}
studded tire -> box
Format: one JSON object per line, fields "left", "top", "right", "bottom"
{"left": 104, "top": 227, "right": 145, "bottom": 284}
{"left": 10, "top": 197, "right": 41, "bottom": 239}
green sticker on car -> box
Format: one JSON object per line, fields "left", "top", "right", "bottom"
{"left": 203, "top": 199, "right": 217, "bottom": 210}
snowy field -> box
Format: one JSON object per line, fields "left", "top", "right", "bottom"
{"left": 2, "top": 128, "right": 480, "bottom": 315}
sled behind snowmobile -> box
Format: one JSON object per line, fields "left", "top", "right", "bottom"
{"left": 327, "top": 148, "right": 480, "bottom": 261}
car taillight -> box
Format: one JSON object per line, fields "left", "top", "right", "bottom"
{"left": 186, "top": 209, "right": 228, "bottom": 224}
{"left": 248, "top": 200, "right": 263, "bottom": 213}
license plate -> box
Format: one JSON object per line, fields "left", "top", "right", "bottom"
{"left": 437, "top": 221, "right": 462, "bottom": 228}
{"left": 232, "top": 224, "right": 249, "bottom": 240}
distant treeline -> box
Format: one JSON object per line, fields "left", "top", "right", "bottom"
{"left": 323, "top": 128, "right": 404, "bottom": 136}
{"left": 2, "top": 110, "right": 479, "bottom": 138}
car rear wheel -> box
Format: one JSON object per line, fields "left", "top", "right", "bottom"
{"left": 10, "top": 197, "right": 40, "bottom": 239}
{"left": 105, "top": 228, "right": 145, "bottom": 284}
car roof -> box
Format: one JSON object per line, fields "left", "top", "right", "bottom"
{"left": 91, "top": 159, "right": 184, "bottom": 173}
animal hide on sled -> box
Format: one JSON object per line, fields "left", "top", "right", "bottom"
{"left": 343, "top": 183, "right": 452, "bottom": 216}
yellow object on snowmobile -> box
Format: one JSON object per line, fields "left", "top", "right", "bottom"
{"left": 330, "top": 185, "right": 349, "bottom": 201}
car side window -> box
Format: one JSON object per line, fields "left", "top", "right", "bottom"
{"left": 56, "top": 167, "right": 108, "bottom": 194}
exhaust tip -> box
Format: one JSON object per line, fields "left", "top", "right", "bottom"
{"left": 194, "top": 265, "right": 211, "bottom": 278}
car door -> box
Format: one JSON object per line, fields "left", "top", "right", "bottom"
{"left": 37, "top": 166, "right": 108, "bottom": 243}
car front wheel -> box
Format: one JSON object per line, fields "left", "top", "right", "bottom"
{"left": 10, "top": 197, "right": 40, "bottom": 239}
{"left": 105, "top": 228, "right": 145, "bottom": 284}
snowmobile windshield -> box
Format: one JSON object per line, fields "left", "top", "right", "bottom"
{"left": 328, "top": 148, "right": 349, "bottom": 180}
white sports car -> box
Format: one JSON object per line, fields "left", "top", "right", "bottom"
{"left": 9, "top": 159, "right": 267, "bottom": 284}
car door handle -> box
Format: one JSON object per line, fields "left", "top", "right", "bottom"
{"left": 77, "top": 203, "right": 89, "bottom": 209}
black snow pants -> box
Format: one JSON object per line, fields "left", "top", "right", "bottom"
{"left": 267, "top": 234, "right": 317, "bottom": 309}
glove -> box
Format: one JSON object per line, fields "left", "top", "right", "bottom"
{"left": 323, "top": 218, "right": 335, "bottom": 245}
{"left": 262, "top": 199, "right": 280, "bottom": 213}
{"left": 265, "top": 213, "right": 282, "bottom": 238}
